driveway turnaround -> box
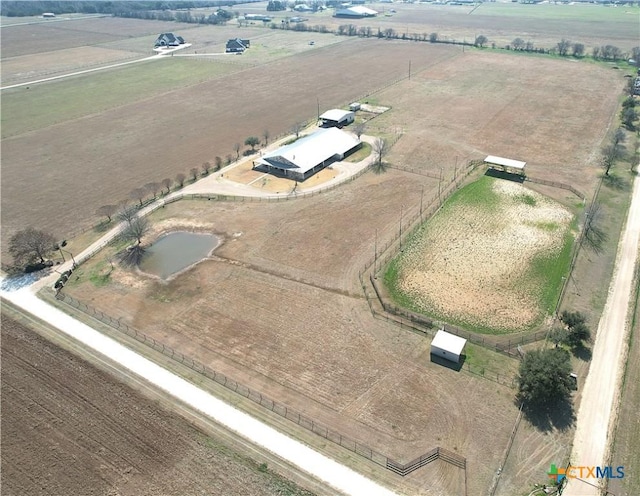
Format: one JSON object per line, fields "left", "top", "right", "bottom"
{"left": 564, "top": 175, "right": 640, "bottom": 495}
{"left": 1, "top": 286, "right": 397, "bottom": 496}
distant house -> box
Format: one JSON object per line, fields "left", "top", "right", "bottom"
{"left": 154, "top": 33, "right": 185, "bottom": 47}
{"left": 226, "top": 38, "right": 250, "bottom": 53}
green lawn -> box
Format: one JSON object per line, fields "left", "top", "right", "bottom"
{"left": 1, "top": 58, "right": 243, "bottom": 138}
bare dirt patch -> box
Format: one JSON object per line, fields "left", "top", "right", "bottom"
{"left": 0, "top": 313, "right": 317, "bottom": 496}
{"left": 391, "top": 176, "right": 574, "bottom": 332}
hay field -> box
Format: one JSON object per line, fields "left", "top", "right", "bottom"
{"left": 387, "top": 176, "right": 575, "bottom": 333}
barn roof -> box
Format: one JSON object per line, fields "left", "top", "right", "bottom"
{"left": 431, "top": 330, "right": 467, "bottom": 356}
{"left": 484, "top": 155, "right": 526, "bottom": 170}
{"left": 256, "top": 128, "right": 360, "bottom": 175}
{"left": 319, "top": 109, "right": 352, "bottom": 122}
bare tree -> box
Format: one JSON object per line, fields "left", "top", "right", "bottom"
{"left": 117, "top": 202, "right": 137, "bottom": 225}
{"left": 9, "top": 227, "right": 57, "bottom": 265}
{"left": 214, "top": 156, "right": 222, "bottom": 171}
{"left": 353, "top": 122, "right": 366, "bottom": 139}
{"left": 226, "top": 154, "right": 233, "bottom": 165}
{"left": 556, "top": 38, "right": 572, "bottom": 56}
{"left": 144, "top": 182, "right": 161, "bottom": 199}
{"left": 263, "top": 129, "right": 270, "bottom": 146}
{"left": 202, "top": 161, "right": 212, "bottom": 175}
{"left": 572, "top": 42, "right": 585, "bottom": 57}
{"left": 292, "top": 122, "right": 305, "bottom": 138}
{"left": 601, "top": 130, "right": 626, "bottom": 176}
{"left": 175, "top": 173, "right": 186, "bottom": 188}
{"left": 372, "top": 137, "right": 388, "bottom": 173}
{"left": 429, "top": 32, "right": 438, "bottom": 43}
{"left": 474, "top": 35, "right": 488, "bottom": 48}
{"left": 161, "top": 178, "right": 172, "bottom": 194}
{"left": 234, "top": 143, "right": 241, "bottom": 160}
{"left": 245, "top": 136, "right": 260, "bottom": 151}
{"left": 190, "top": 167, "right": 199, "bottom": 182}
{"left": 512, "top": 38, "right": 525, "bottom": 50}
{"left": 129, "top": 187, "right": 146, "bottom": 207}
{"left": 118, "top": 217, "right": 150, "bottom": 267}
{"left": 96, "top": 204, "right": 117, "bottom": 223}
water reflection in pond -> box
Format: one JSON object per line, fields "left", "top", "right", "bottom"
{"left": 139, "top": 232, "right": 219, "bottom": 280}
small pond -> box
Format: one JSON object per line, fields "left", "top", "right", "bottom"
{"left": 139, "top": 231, "right": 219, "bottom": 280}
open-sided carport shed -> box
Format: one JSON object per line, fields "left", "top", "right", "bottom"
{"left": 484, "top": 155, "right": 526, "bottom": 177}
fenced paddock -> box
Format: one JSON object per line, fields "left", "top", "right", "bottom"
{"left": 53, "top": 290, "right": 467, "bottom": 486}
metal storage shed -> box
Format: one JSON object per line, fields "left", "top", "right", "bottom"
{"left": 484, "top": 155, "right": 527, "bottom": 177}
{"left": 430, "top": 330, "right": 467, "bottom": 364}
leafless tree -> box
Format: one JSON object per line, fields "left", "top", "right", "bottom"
{"left": 189, "top": 167, "right": 199, "bottom": 182}
{"left": 354, "top": 122, "right": 366, "bottom": 139}
{"left": 234, "top": 143, "right": 241, "bottom": 160}
{"left": 292, "top": 122, "right": 305, "bottom": 138}
{"left": 129, "top": 187, "right": 146, "bottom": 207}
{"left": 556, "top": 38, "right": 572, "bottom": 56}
{"left": 263, "top": 129, "right": 270, "bottom": 146}
{"left": 96, "top": 204, "right": 117, "bottom": 223}
{"left": 144, "top": 182, "right": 161, "bottom": 199}
{"left": 118, "top": 217, "right": 149, "bottom": 267}
{"left": 9, "top": 227, "right": 57, "bottom": 265}
{"left": 202, "top": 161, "right": 212, "bottom": 175}
{"left": 161, "top": 178, "right": 172, "bottom": 194}
{"left": 512, "top": 38, "right": 525, "bottom": 50}
{"left": 214, "top": 156, "right": 222, "bottom": 171}
{"left": 583, "top": 202, "right": 607, "bottom": 254}
{"left": 226, "top": 154, "right": 233, "bottom": 165}
{"left": 372, "top": 137, "right": 388, "bottom": 173}
{"left": 475, "top": 35, "right": 488, "bottom": 48}
{"left": 175, "top": 173, "right": 186, "bottom": 188}
{"left": 117, "top": 202, "right": 137, "bottom": 225}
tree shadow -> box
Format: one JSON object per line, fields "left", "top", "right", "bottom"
{"left": 484, "top": 168, "right": 525, "bottom": 183}
{"left": 521, "top": 397, "right": 575, "bottom": 433}
{"left": 571, "top": 343, "right": 592, "bottom": 362}
{"left": 94, "top": 220, "right": 112, "bottom": 233}
{"left": 583, "top": 223, "right": 608, "bottom": 255}
{"left": 372, "top": 161, "right": 388, "bottom": 174}
{"left": 602, "top": 174, "right": 630, "bottom": 191}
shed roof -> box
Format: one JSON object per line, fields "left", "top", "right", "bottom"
{"left": 431, "top": 330, "right": 467, "bottom": 356}
{"left": 484, "top": 155, "right": 526, "bottom": 170}
{"left": 349, "top": 5, "right": 378, "bottom": 14}
{"left": 319, "top": 109, "right": 353, "bottom": 122}
{"left": 256, "top": 128, "right": 360, "bottom": 175}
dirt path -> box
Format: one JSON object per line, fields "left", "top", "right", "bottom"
{"left": 564, "top": 175, "right": 640, "bottom": 495}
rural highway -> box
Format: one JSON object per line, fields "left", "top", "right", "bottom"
{"left": 564, "top": 174, "right": 640, "bottom": 495}
{"left": 0, "top": 284, "right": 398, "bottom": 496}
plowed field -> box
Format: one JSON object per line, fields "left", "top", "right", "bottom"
{"left": 0, "top": 313, "right": 317, "bottom": 496}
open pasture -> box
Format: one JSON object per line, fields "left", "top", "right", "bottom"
{"left": 386, "top": 175, "right": 575, "bottom": 333}
{"left": 1, "top": 36, "right": 457, "bottom": 259}
{"left": 367, "top": 50, "right": 623, "bottom": 199}
{"left": 63, "top": 170, "right": 521, "bottom": 495}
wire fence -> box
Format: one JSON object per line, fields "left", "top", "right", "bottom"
{"left": 54, "top": 290, "right": 467, "bottom": 479}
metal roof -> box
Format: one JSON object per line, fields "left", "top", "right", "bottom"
{"left": 319, "top": 109, "right": 353, "bottom": 122}
{"left": 431, "top": 330, "right": 467, "bottom": 356}
{"left": 257, "top": 128, "right": 360, "bottom": 175}
{"left": 484, "top": 155, "right": 526, "bottom": 170}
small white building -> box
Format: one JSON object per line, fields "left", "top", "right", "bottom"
{"left": 484, "top": 155, "right": 527, "bottom": 177}
{"left": 319, "top": 109, "right": 355, "bottom": 128}
{"left": 431, "top": 329, "right": 467, "bottom": 364}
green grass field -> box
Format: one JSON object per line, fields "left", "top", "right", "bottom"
{"left": 1, "top": 58, "right": 243, "bottom": 138}
{"left": 384, "top": 175, "right": 576, "bottom": 334}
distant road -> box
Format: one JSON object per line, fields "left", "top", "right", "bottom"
{"left": 1, "top": 14, "right": 109, "bottom": 28}
{"left": 0, "top": 44, "right": 192, "bottom": 91}
{"left": 564, "top": 175, "right": 640, "bottom": 495}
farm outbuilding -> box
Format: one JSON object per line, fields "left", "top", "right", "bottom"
{"left": 430, "top": 330, "right": 467, "bottom": 364}
{"left": 253, "top": 128, "right": 361, "bottom": 181}
{"left": 484, "top": 155, "right": 527, "bottom": 177}
{"left": 334, "top": 6, "right": 378, "bottom": 18}
{"left": 319, "top": 109, "right": 355, "bottom": 128}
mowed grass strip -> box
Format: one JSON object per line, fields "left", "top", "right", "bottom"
{"left": 1, "top": 58, "right": 244, "bottom": 138}
{"left": 385, "top": 175, "right": 576, "bottom": 334}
